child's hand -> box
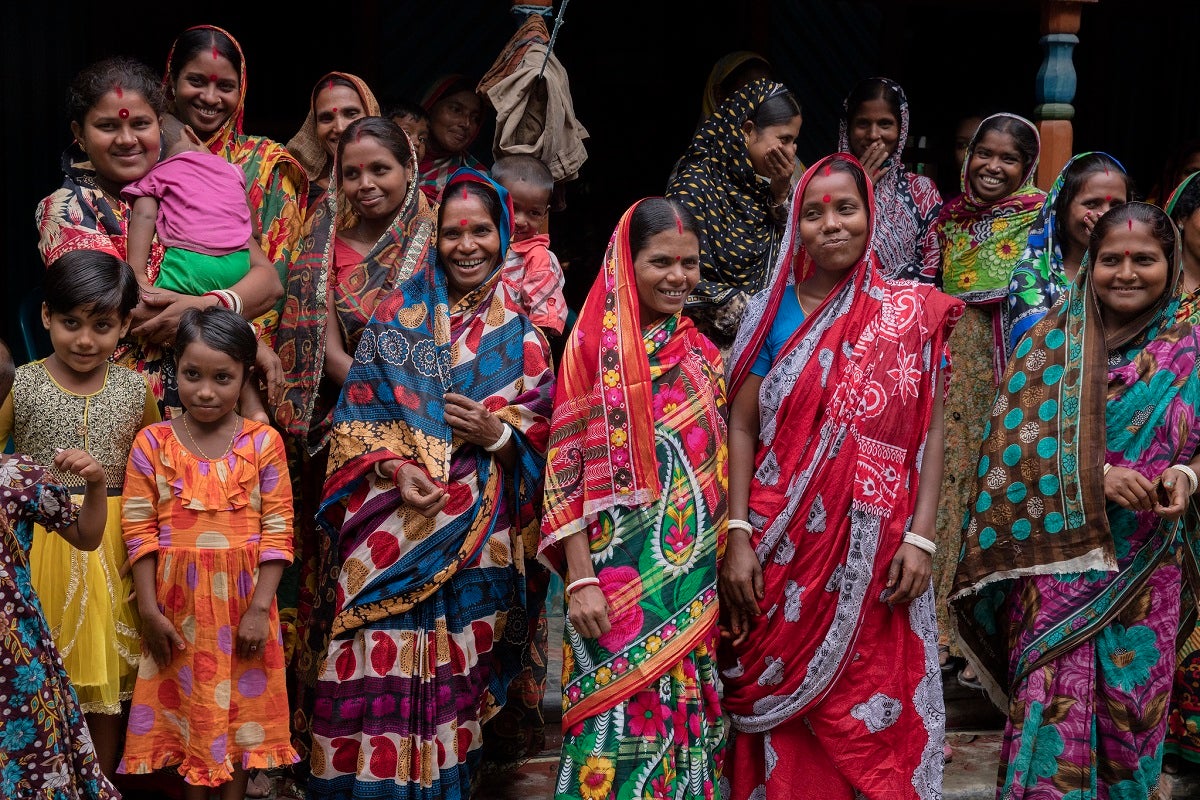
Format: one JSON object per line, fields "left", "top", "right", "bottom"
{"left": 54, "top": 448, "right": 104, "bottom": 484}
{"left": 141, "top": 611, "right": 186, "bottom": 667}
{"left": 237, "top": 607, "right": 269, "bottom": 660}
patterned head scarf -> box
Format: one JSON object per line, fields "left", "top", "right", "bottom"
{"left": 538, "top": 199, "right": 669, "bottom": 547}
{"left": 443, "top": 167, "right": 512, "bottom": 257}
{"left": 956, "top": 202, "right": 1184, "bottom": 597}
{"left": 937, "top": 113, "right": 1045, "bottom": 301}
{"left": 163, "top": 24, "right": 247, "bottom": 151}
{"left": 285, "top": 72, "right": 381, "bottom": 182}
{"left": 953, "top": 203, "right": 1187, "bottom": 694}
{"left": 728, "top": 152, "right": 878, "bottom": 396}
{"left": 837, "top": 76, "right": 943, "bottom": 281}
{"left": 667, "top": 77, "right": 797, "bottom": 309}
{"left": 1164, "top": 170, "right": 1200, "bottom": 219}
{"left": 701, "top": 51, "right": 772, "bottom": 120}
{"left": 1004, "top": 152, "right": 1128, "bottom": 352}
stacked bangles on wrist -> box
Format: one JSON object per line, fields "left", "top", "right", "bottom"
{"left": 204, "top": 288, "right": 243, "bottom": 315}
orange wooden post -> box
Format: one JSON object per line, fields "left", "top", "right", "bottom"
{"left": 1034, "top": 0, "right": 1098, "bottom": 190}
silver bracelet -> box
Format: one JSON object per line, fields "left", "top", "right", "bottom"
{"left": 484, "top": 423, "right": 513, "bottom": 453}
{"left": 903, "top": 532, "right": 936, "bottom": 555}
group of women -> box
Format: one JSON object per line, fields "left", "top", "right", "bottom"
{"left": 24, "top": 20, "right": 1200, "bottom": 800}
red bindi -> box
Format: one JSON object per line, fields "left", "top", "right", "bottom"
{"left": 331, "top": 107, "right": 339, "bottom": 114}
{"left": 675, "top": 255, "right": 681, "bottom": 261}
{"left": 459, "top": 219, "right": 469, "bottom": 227}
{"left": 1125, "top": 250, "right": 1130, "bottom": 256}
{"left": 822, "top": 194, "right": 831, "bottom": 203}
{"left": 209, "top": 74, "right": 219, "bottom": 84}
{"left": 1105, "top": 195, "right": 1112, "bottom": 202}
{"left": 118, "top": 108, "right": 129, "bottom": 119}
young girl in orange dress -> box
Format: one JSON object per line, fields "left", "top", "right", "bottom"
{"left": 118, "top": 306, "right": 298, "bottom": 799}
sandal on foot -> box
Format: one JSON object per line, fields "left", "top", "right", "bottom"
{"left": 246, "top": 770, "right": 273, "bottom": 799}
{"left": 957, "top": 669, "right": 984, "bottom": 691}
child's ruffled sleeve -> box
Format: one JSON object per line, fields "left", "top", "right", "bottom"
{"left": 256, "top": 426, "right": 294, "bottom": 565}
{"left": 122, "top": 428, "right": 162, "bottom": 565}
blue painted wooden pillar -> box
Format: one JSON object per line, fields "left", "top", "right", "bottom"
{"left": 1034, "top": 0, "right": 1097, "bottom": 190}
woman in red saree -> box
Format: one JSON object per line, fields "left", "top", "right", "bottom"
{"left": 719, "top": 153, "right": 963, "bottom": 799}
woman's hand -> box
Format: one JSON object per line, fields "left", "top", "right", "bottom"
{"left": 256, "top": 341, "right": 285, "bottom": 408}
{"left": 1153, "top": 467, "right": 1192, "bottom": 520}
{"left": 140, "top": 610, "right": 186, "bottom": 667}
{"left": 568, "top": 584, "right": 611, "bottom": 639}
{"left": 379, "top": 459, "right": 448, "bottom": 518}
{"left": 1104, "top": 465, "right": 1158, "bottom": 512}
{"left": 762, "top": 145, "right": 795, "bottom": 204}
{"left": 719, "top": 531, "right": 764, "bottom": 646}
{"left": 53, "top": 448, "right": 104, "bottom": 485}
{"left": 859, "top": 141, "right": 891, "bottom": 183}
{"left": 236, "top": 607, "right": 269, "bottom": 660}
{"left": 443, "top": 393, "right": 506, "bottom": 448}
{"left": 885, "top": 543, "right": 932, "bottom": 606}
{"left": 131, "top": 290, "right": 214, "bottom": 345}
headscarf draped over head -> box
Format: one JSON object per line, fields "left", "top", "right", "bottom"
{"left": 667, "top": 77, "right": 795, "bottom": 310}
{"left": 321, "top": 165, "right": 526, "bottom": 492}
{"left": 163, "top": 24, "right": 249, "bottom": 150}
{"left": 417, "top": 74, "right": 486, "bottom": 203}
{"left": 953, "top": 203, "right": 1189, "bottom": 697}
{"left": 701, "top": 50, "right": 771, "bottom": 120}
{"left": 1164, "top": 170, "right": 1200, "bottom": 219}
{"left": 837, "top": 77, "right": 943, "bottom": 282}
{"left": 721, "top": 154, "right": 963, "bottom": 728}
{"left": 275, "top": 117, "right": 436, "bottom": 451}
{"left": 1004, "top": 152, "right": 1128, "bottom": 353}
{"left": 286, "top": 72, "right": 381, "bottom": 182}
{"left": 937, "top": 112, "right": 1045, "bottom": 302}
{"left": 163, "top": 24, "right": 309, "bottom": 323}
{"left": 317, "top": 165, "right": 552, "bottom": 639}
{"left": 538, "top": 199, "right": 676, "bottom": 557}
{"left": 1167, "top": 170, "right": 1200, "bottom": 324}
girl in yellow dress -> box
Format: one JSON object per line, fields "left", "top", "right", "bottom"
{"left": 0, "top": 250, "right": 158, "bottom": 778}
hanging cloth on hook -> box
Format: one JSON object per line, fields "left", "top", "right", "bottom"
{"left": 477, "top": 11, "right": 589, "bottom": 182}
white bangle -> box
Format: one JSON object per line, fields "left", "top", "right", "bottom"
{"left": 903, "top": 532, "right": 936, "bottom": 555}
{"left": 1170, "top": 464, "right": 1199, "bottom": 494}
{"left": 566, "top": 576, "right": 600, "bottom": 594}
{"left": 1103, "top": 463, "right": 1112, "bottom": 475}
{"left": 727, "top": 518, "right": 753, "bottom": 534}
{"left": 484, "top": 423, "right": 513, "bottom": 452}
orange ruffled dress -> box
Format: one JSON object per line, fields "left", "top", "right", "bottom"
{"left": 117, "top": 418, "right": 298, "bottom": 786}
